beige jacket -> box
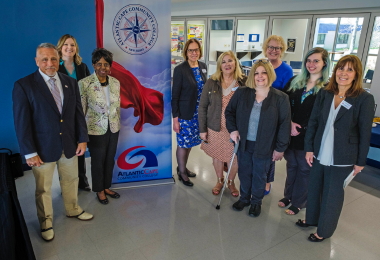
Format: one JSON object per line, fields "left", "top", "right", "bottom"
{"left": 78, "top": 73, "right": 121, "bottom": 135}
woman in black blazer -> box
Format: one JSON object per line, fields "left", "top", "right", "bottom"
{"left": 57, "top": 34, "right": 91, "bottom": 191}
{"left": 225, "top": 59, "right": 291, "bottom": 217}
{"left": 279, "top": 47, "right": 330, "bottom": 215}
{"left": 297, "top": 55, "right": 375, "bottom": 242}
{"left": 171, "top": 39, "right": 207, "bottom": 187}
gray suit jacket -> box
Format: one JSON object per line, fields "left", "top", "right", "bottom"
{"left": 304, "top": 89, "right": 375, "bottom": 166}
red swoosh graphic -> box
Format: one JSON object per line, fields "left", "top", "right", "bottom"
{"left": 117, "top": 146, "right": 145, "bottom": 170}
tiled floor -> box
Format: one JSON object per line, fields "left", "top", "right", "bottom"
{"left": 16, "top": 134, "right": 380, "bottom": 260}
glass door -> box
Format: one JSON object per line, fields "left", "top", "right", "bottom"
{"left": 268, "top": 15, "right": 313, "bottom": 74}
{"left": 235, "top": 17, "right": 269, "bottom": 75}
{"left": 171, "top": 20, "right": 186, "bottom": 76}
{"left": 309, "top": 13, "right": 370, "bottom": 75}
{"left": 207, "top": 17, "right": 236, "bottom": 77}
{"left": 186, "top": 19, "right": 207, "bottom": 62}
{"left": 362, "top": 13, "right": 380, "bottom": 89}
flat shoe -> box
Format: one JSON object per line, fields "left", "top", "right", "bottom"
{"left": 249, "top": 204, "right": 261, "bottom": 217}
{"left": 67, "top": 211, "right": 94, "bottom": 221}
{"left": 105, "top": 190, "right": 120, "bottom": 199}
{"left": 286, "top": 205, "right": 301, "bottom": 215}
{"left": 79, "top": 185, "right": 91, "bottom": 192}
{"left": 308, "top": 233, "right": 325, "bottom": 242}
{"left": 41, "top": 227, "right": 54, "bottom": 241}
{"left": 232, "top": 200, "right": 250, "bottom": 211}
{"left": 296, "top": 219, "right": 317, "bottom": 227}
{"left": 278, "top": 198, "right": 291, "bottom": 208}
{"left": 96, "top": 192, "right": 109, "bottom": 204}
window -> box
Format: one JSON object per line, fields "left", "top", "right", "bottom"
{"left": 317, "top": 34, "right": 326, "bottom": 44}
{"left": 336, "top": 34, "right": 350, "bottom": 44}
{"left": 364, "top": 16, "right": 380, "bottom": 84}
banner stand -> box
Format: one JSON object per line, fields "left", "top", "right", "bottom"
{"left": 111, "top": 177, "right": 175, "bottom": 190}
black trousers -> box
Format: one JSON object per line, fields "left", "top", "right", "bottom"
{"left": 88, "top": 127, "right": 119, "bottom": 192}
{"left": 305, "top": 159, "right": 352, "bottom": 238}
{"left": 78, "top": 154, "right": 89, "bottom": 188}
{"left": 237, "top": 141, "right": 271, "bottom": 205}
{"left": 283, "top": 149, "right": 311, "bottom": 208}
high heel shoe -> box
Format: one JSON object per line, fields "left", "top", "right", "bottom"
{"left": 177, "top": 166, "right": 196, "bottom": 178}
{"left": 227, "top": 179, "right": 239, "bottom": 197}
{"left": 177, "top": 172, "right": 194, "bottom": 186}
{"left": 212, "top": 177, "right": 224, "bottom": 195}
{"left": 96, "top": 192, "right": 109, "bottom": 205}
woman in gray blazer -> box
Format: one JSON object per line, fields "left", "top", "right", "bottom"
{"left": 297, "top": 55, "right": 375, "bottom": 242}
{"left": 198, "top": 50, "right": 247, "bottom": 197}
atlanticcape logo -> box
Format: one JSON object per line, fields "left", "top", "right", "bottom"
{"left": 117, "top": 146, "right": 158, "bottom": 180}
{"left": 112, "top": 4, "right": 158, "bottom": 55}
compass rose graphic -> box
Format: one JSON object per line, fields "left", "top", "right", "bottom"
{"left": 120, "top": 13, "right": 151, "bottom": 48}
{"left": 113, "top": 4, "right": 158, "bottom": 55}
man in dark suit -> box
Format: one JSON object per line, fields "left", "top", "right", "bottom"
{"left": 13, "top": 43, "right": 94, "bottom": 242}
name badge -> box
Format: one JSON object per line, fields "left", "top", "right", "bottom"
{"left": 202, "top": 69, "right": 207, "bottom": 73}
{"left": 341, "top": 100, "right": 352, "bottom": 110}
{"left": 232, "top": 86, "right": 239, "bottom": 91}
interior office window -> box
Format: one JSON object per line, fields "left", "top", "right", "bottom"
{"left": 317, "top": 34, "right": 326, "bottom": 44}
{"left": 336, "top": 34, "right": 350, "bottom": 44}
{"left": 364, "top": 16, "right": 380, "bottom": 84}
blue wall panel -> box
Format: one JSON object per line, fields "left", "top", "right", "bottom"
{"left": 0, "top": 1, "right": 96, "bottom": 154}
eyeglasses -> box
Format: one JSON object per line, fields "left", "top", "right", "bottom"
{"left": 198, "top": 136, "right": 209, "bottom": 144}
{"left": 253, "top": 59, "right": 270, "bottom": 64}
{"left": 267, "top": 46, "right": 282, "bottom": 52}
{"left": 188, "top": 48, "right": 200, "bottom": 53}
{"left": 95, "top": 63, "right": 110, "bottom": 68}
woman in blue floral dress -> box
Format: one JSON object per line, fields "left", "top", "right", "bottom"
{"left": 171, "top": 39, "right": 207, "bottom": 186}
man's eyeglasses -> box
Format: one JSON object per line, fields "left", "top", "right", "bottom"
{"left": 188, "top": 48, "right": 200, "bottom": 53}
{"left": 253, "top": 59, "right": 270, "bottom": 65}
{"left": 267, "top": 46, "right": 282, "bottom": 52}
{"left": 95, "top": 63, "right": 110, "bottom": 68}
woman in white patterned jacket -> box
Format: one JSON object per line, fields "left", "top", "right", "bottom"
{"left": 79, "top": 48, "right": 121, "bottom": 205}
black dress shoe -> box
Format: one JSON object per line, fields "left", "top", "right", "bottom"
{"left": 96, "top": 192, "right": 109, "bottom": 205}
{"left": 105, "top": 190, "right": 120, "bottom": 199}
{"left": 177, "top": 172, "right": 194, "bottom": 186}
{"left": 177, "top": 167, "right": 196, "bottom": 178}
{"left": 232, "top": 200, "right": 250, "bottom": 211}
{"left": 248, "top": 204, "right": 261, "bottom": 217}
{"left": 79, "top": 185, "right": 91, "bottom": 192}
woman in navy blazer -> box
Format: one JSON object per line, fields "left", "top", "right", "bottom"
{"left": 57, "top": 34, "right": 92, "bottom": 191}
{"left": 297, "top": 55, "right": 375, "bottom": 242}
{"left": 171, "top": 39, "right": 207, "bottom": 187}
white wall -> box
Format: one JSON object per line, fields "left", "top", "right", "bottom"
{"left": 272, "top": 18, "right": 309, "bottom": 64}
{"left": 172, "top": 0, "right": 380, "bottom": 16}
{"left": 208, "top": 30, "right": 233, "bottom": 61}
{"left": 236, "top": 19, "right": 266, "bottom": 61}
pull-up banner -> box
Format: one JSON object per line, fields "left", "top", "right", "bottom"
{"left": 96, "top": 0, "right": 172, "bottom": 183}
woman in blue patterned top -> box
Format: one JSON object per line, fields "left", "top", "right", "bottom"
{"left": 279, "top": 47, "right": 330, "bottom": 215}
{"left": 171, "top": 39, "right": 207, "bottom": 187}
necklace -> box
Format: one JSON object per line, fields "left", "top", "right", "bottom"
{"left": 100, "top": 76, "right": 109, "bottom": 87}
{"left": 337, "top": 94, "right": 345, "bottom": 99}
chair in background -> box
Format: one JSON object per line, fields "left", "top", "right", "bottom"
{"left": 364, "top": 69, "right": 374, "bottom": 83}
{"left": 290, "top": 61, "right": 303, "bottom": 69}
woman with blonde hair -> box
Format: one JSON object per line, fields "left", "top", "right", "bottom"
{"left": 57, "top": 34, "right": 91, "bottom": 191}
{"left": 198, "top": 50, "right": 247, "bottom": 197}
{"left": 225, "top": 59, "right": 291, "bottom": 217}
{"left": 261, "top": 35, "right": 294, "bottom": 195}
{"left": 297, "top": 55, "right": 375, "bottom": 242}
